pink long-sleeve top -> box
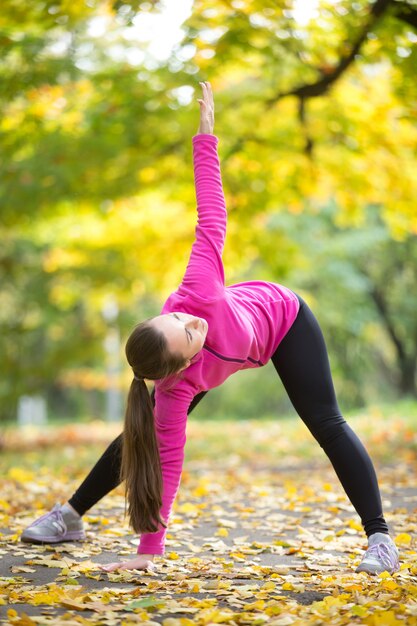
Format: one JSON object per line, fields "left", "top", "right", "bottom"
{"left": 138, "top": 134, "right": 300, "bottom": 555}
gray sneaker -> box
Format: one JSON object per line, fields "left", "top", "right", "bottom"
{"left": 355, "top": 532, "right": 400, "bottom": 575}
{"left": 20, "top": 503, "right": 85, "bottom": 544}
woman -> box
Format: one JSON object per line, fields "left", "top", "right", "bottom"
{"left": 21, "top": 82, "right": 400, "bottom": 576}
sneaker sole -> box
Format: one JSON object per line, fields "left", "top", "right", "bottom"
{"left": 356, "top": 566, "right": 383, "bottom": 575}
{"left": 355, "top": 564, "right": 399, "bottom": 575}
{"left": 21, "top": 531, "right": 86, "bottom": 544}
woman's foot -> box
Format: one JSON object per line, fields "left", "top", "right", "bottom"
{"left": 20, "top": 503, "right": 85, "bottom": 544}
{"left": 355, "top": 532, "right": 400, "bottom": 575}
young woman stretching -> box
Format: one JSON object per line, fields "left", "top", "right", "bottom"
{"left": 21, "top": 82, "right": 400, "bottom": 576}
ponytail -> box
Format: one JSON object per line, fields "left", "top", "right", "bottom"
{"left": 121, "top": 320, "right": 188, "bottom": 534}
{"left": 120, "top": 378, "right": 166, "bottom": 533}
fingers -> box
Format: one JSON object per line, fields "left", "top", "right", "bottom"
{"left": 99, "top": 562, "right": 121, "bottom": 572}
{"left": 99, "top": 562, "right": 134, "bottom": 572}
{"left": 199, "top": 81, "right": 214, "bottom": 109}
{"left": 98, "top": 560, "right": 156, "bottom": 572}
{"left": 198, "top": 82, "right": 208, "bottom": 108}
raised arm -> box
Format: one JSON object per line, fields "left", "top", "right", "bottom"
{"left": 177, "top": 82, "right": 227, "bottom": 299}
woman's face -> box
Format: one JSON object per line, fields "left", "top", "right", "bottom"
{"left": 149, "top": 312, "right": 208, "bottom": 368}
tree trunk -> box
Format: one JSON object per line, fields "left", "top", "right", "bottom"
{"left": 398, "top": 358, "right": 417, "bottom": 397}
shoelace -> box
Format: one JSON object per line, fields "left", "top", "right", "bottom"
{"left": 30, "top": 507, "right": 66, "bottom": 533}
{"left": 366, "top": 542, "right": 399, "bottom": 572}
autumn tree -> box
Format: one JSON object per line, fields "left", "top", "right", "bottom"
{"left": 1, "top": 0, "right": 416, "bottom": 419}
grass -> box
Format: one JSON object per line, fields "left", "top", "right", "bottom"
{"left": 1, "top": 399, "right": 416, "bottom": 477}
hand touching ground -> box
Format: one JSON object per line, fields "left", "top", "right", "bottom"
{"left": 99, "top": 554, "right": 156, "bottom": 572}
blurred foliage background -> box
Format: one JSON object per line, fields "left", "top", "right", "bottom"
{"left": 1, "top": 0, "right": 416, "bottom": 424}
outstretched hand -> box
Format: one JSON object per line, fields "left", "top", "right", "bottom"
{"left": 197, "top": 81, "right": 214, "bottom": 135}
{"left": 98, "top": 554, "right": 156, "bottom": 573}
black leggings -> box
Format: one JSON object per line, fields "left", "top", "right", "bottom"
{"left": 69, "top": 294, "right": 388, "bottom": 538}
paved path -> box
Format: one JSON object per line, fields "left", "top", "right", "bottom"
{"left": 1, "top": 460, "right": 415, "bottom": 624}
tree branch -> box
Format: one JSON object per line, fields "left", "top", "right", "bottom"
{"left": 298, "top": 96, "right": 314, "bottom": 158}
{"left": 222, "top": 0, "right": 394, "bottom": 162}
{"left": 393, "top": 1, "right": 417, "bottom": 29}
{"left": 266, "top": 0, "right": 392, "bottom": 108}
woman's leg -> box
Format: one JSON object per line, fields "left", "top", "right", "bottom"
{"left": 68, "top": 389, "right": 208, "bottom": 516}
{"left": 271, "top": 294, "right": 389, "bottom": 538}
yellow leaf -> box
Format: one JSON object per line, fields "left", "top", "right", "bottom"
{"left": 76, "top": 559, "right": 99, "bottom": 572}
{"left": 7, "top": 468, "right": 34, "bottom": 483}
{"left": 370, "top": 610, "right": 403, "bottom": 625}
{"left": 219, "top": 519, "right": 237, "bottom": 529}
{"left": 192, "top": 485, "right": 209, "bottom": 497}
{"left": 29, "top": 584, "right": 65, "bottom": 606}
{"left": 177, "top": 503, "right": 199, "bottom": 514}
{"left": 100, "top": 591, "right": 112, "bottom": 603}
{"left": 312, "top": 595, "right": 349, "bottom": 611}
{"left": 348, "top": 519, "right": 362, "bottom": 531}
{"left": 265, "top": 605, "right": 283, "bottom": 617}
{"left": 202, "top": 580, "right": 218, "bottom": 590}
{"left": 216, "top": 528, "right": 229, "bottom": 537}
{"left": 261, "top": 582, "right": 276, "bottom": 591}
{"left": 351, "top": 605, "right": 368, "bottom": 617}
{"left": 60, "top": 600, "right": 89, "bottom": 610}
{"left": 345, "top": 584, "right": 364, "bottom": 592}
{"left": 31, "top": 558, "right": 69, "bottom": 568}
{"left": 395, "top": 533, "right": 412, "bottom": 545}
{"left": 243, "top": 600, "right": 265, "bottom": 611}
{"left": 382, "top": 580, "right": 398, "bottom": 590}
{"left": 168, "top": 552, "right": 180, "bottom": 560}
{"left": 200, "top": 609, "right": 233, "bottom": 623}
{"left": 137, "top": 611, "right": 150, "bottom": 620}
{"left": 282, "top": 582, "right": 294, "bottom": 590}
{"left": 10, "top": 566, "right": 37, "bottom": 573}
{"left": 268, "top": 615, "right": 296, "bottom": 626}
{"left": 218, "top": 582, "right": 231, "bottom": 590}
{"left": 11, "top": 613, "right": 37, "bottom": 626}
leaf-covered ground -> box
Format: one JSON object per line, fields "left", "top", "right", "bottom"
{"left": 1, "top": 408, "right": 416, "bottom": 625}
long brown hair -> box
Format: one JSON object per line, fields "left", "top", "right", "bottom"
{"left": 121, "top": 319, "right": 187, "bottom": 534}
